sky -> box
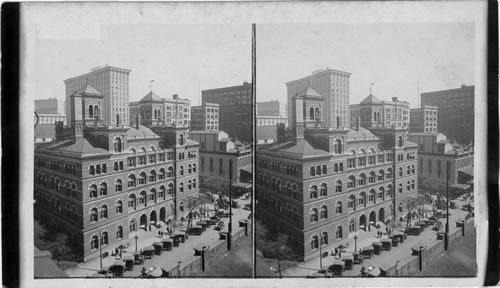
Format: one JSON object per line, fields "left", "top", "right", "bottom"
{"left": 256, "top": 23, "right": 475, "bottom": 108}
{"left": 32, "top": 24, "right": 251, "bottom": 111}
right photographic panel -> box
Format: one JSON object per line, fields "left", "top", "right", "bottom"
{"left": 255, "top": 23, "right": 477, "bottom": 278}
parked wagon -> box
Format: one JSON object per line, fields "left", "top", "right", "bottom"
{"left": 353, "top": 251, "right": 363, "bottom": 264}
{"left": 209, "top": 215, "right": 220, "bottom": 225}
{"left": 394, "top": 232, "right": 405, "bottom": 244}
{"left": 174, "top": 232, "right": 186, "bottom": 243}
{"left": 123, "top": 255, "right": 134, "bottom": 271}
{"left": 328, "top": 260, "right": 345, "bottom": 276}
{"left": 380, "top": 238, "right": 392, "bottom": 251}
{"left": 134, "top": 252, "right": 145, "bottom": 265}
{"left": 188, "top": 225, "right": 204, "bottom": 236}
{"left": 142, "top": 246, "right": 155, "bottom": 259}
{"left": 161, "top": 238, "right": 173, "bottom": 251}
{"left": 341, "top": 253, "right": 354, "bottom": 270}
{"left": 361, "top": 246, "right": 374, "bottom": 259}
{"left": 109, "top": 261, "right": 125, "bottom": 277}
{"left": 415, "top": 221, "right": 426, "bottom": 231}
{"left": 389, "top": 235, "right": 399, "bottom": 247}
{"left": 371, "top": 242, "right": 382, "bottom": 255}
{"left": 152, "top": 242, "right": 163, "bottom": 255}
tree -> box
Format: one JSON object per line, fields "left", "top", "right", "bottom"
{"left": 255, "top": 220, "right": 297, "bottom": 261}
{"left": 34, "top": 220, "right": 79, "bottom": 269}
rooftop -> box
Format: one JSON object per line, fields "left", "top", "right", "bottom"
{"left": 140, "top": 91, "right": 163, "bottom": 103}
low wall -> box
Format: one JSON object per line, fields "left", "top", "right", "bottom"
{"left": 165, "top": 227, "right": 248, "bottom": 277}
{"left": 381, "top": 218, "right": 474, "bottom": 277}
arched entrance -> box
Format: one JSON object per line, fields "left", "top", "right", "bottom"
{"left": 140, "top": 214, "right": 148, "bottom": 231}
{"left": 359, "top": 214, "right": 367, "bottom": 231}
{"left": 369, "top": 211, "right": 376, "bottom": 225}
{"left": 160, "top": 207, "right": 166, "bottom": 223}
{"left": 150, "top": 210, "right": 157, "bottom": 227}
{"left": 378, "top": 207, "right": 385, "bottom": 222}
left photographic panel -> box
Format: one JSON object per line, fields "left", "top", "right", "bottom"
{"left": 25, "top": 3, "right": 253, "bottom": 279}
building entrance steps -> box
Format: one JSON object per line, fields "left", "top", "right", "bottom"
{"left": 65, "top": 198, "right": 251, "bottom": 278}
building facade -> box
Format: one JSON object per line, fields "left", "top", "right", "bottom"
{"left": 190, "top": 102, "right": 219, "bottom": 131}
{"left": 35, "top": 98, "right": 59, "bottom": 114}
{"left": 256, "top": 94, "right": 418, "bottom": 261}
{"left": 201, "top": 82, "right": 253, "bottom": 143}
{"left": 189, "top": 130, "right": 252, "bottom": 192}
{"left": 408, "top": 132, "right": 474, "bottom": 185}
{"left": 286, "top": 68, "right": 351, "bottom": 129}
{"left": 129, "top": 92, "right": 191, "bottom": 128}
{"left": 64, "top": 65, "right": 131, "bottom": 127}
{"left": 35, "top": 114, "right": 67, "bottom": 143}
{"left": 409, "top": 105, "right": 438, "bottom": 133}
{"left": 350, "top": 95, "right": 410, "bottom": 130}
{"left": 420, "top": 84, "right": 474, "bottom": 145}
{"left": 256, "top": 100, "right": 280, "bottom": 116}
{"left": 34, "top": 83, "right": 199, "bottom": 262}
{"left": 256, "top": 115, "right": 288, "bottom": 128}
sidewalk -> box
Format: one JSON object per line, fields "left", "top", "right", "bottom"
{"left": 282, "top": 196, "right": 474, "bottom": 277}
{"left": 65, "top": 198, "right": 251, "bottom": 277}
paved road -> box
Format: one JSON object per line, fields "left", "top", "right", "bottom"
{"left": 282, "top": 196, "right": 474, "bottom": 277}
{"left": 65, "top": 198, "right": 251, "bottom": 278}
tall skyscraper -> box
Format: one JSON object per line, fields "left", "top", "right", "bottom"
{"left": 421, "top": 84, "right": 474, "bottom": 144}
{"left": 286, "top": 68, "right": 351, "bottom": 129}
{"left": 64, "top": 65, "right": 131, "bottom": 127}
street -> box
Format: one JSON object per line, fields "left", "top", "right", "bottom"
{"left": 65, "top": 198, "right": 251, "bottom": 278}
{"left": 281, "top": 193, "right": 475, "bottom": 277}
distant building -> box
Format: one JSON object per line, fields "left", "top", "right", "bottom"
{"left": 408, "top": 132, "right": 474, "bottom": 186}
{"left": 35, "top": 98, "right": 58, "bottom": 114}
{"left": 286, "top": 68, "right": 352, "bottom": 129}
{"left": 35, "top": 82, "right": 199, "bottom": 262}
{"left": 189, "top": 130, "right": 252, "bottom": 192}
{"left": 409, "top": 106, "right": 438, "bottom": 133}
{"left": 256, "top": 126, "right": 278, "bottom": 145}
{"left": 129, "top": 92, "right": 191, "bottom": 128}
{"left": 202, "top": 82, "right": 253, "bottom": 143}
{"left": 190, "top": 102, "right": 219, "bottom": 131}
{"left": 35, "top": 114, "right": 67, "bottom": 143}
{"left": 64, "top": 65, "right": 131, "bottom": 127}
{"left": 256, "top": 100, "right": 280, "bottom": 116}
{"left": 350, "top": 95, "right": 410, "bottom": 130}
{"left": 256, "top": 115, "right": 288, "bottom": 128}
{"left": 257, "top": 88, "right": 418, "bottom": 261}
{"left": 421, "top": 84, "right": 474, "bottom": 145}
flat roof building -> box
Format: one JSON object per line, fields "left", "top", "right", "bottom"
{"left": 190, "top": 102, "right": 219, "bottom": 131}
{"left": 409, "top": 105, "right": 438, "bottom": 134}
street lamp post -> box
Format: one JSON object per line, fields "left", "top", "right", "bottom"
{"left": 354, "top": 233, "right": 358, "bottom": 252}
{"left": 319, "top": 238, "right": 323, "bottom": 269}
{"left": 99, "top": 231, "right": 103, "bottom": 271}
{"left": 134, "top": 234, "right": 139, "bottom": 253}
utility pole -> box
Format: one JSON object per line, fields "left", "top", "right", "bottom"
{"left": 227, "top": 160, "right": 233, "bottom": 250}
{"left": 445, "top": 161, "right": 450, "bottom": 250}
{"left": 99, "top": 231, "right": 103, "bottom": 271}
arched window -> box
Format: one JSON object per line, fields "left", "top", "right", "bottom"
{"left": 315, "top": 107, "right": 320, "bottom": 120}
{"left": 167, "top": 166, "right": 174, "bottom": 178}
{"left": 398, "top": 136, "right": 404, "bottom": 147}
{"left": 407, "top": 181, "right": 411, "bottom": 191}
{"left": 99, "top": 205, "right": 108, "bottom": 219}
{"left": 89, "top": 105, "right": 94, "bottom": 118}
{"left": 188, "top": 180, "right": 192, "bottom": 190}
{"left": 179, "top": 166, "right": 184, "bottom": 176}
{"left": 319, "top": 183, "right": 327, "bottom": 196}
{"left": 116, "top": 226, "right": 123, "bottom": 239}
{"left": 149, "top": 170, "right": 157, "bottom": 182}
{"left": 398, "top": 183, "right": 403, "bottom": 193}
{"left": 128, "top": 194, "right": 136, "bottom": 209}
{"left": 179, "top": 134, "right": 185, "bottom": 146}
{"left": 114, "top": 162, "right": 119, "bottom": 171}
{"left": 309, "top": 107, "right": 314, "bottom": 120}
{"left": 96, "top": 165, "right": 101, "bottom": 174}
{"left": 100, "top": 231, "right": 108, "bottom": 246}
{"left": 336, "top": 226, "right": 343, "bottom": 239}
{"left": 411, "top": 165, "right": 415, "bottom": 174}
{"left": 386, "top": 167, "right": 393, "bottom": 179}
{"left": 320, "top": 205, "right": 328, "bottom": 219}
{"left": 188, "top": 164, "right": 192, "bottom": 173}
{"left": 369, "top": 171, "right": 376, "bottom": 183}
{"left": 336, "top": 201, "right": 343, "bottom": 214}
{"left": 139, "top": 191, "right": 147, "bottom": 205}
{"left": 359, "top": 192, "right": 367, "bottom": 207}
{"left": 334, "top": 163, "right": 339, "bottom": 172}
{"left": 348, "top": 175, "right": 356, "bottom": 188}
{"left": 128, "top": 174, "right": 136, "bottom": 187}
{"left": 149, "top": 188, "right": 157, "bottom": 202}
{"left": 407, "top": 165, "right": 411, "bottom": 175}
{"left": 335, "top": 180, "right": 342, "bottom": 193}
{"left": 99, "top": 182, "right": 107, "bottom": 196}
{"left": 358, "top": 173, "right": 366, "bottom": 186}
{"left": 90, "top": 235, "right": 98, "bottom": 249}
{"left": 310, "top": 235, "right": 319, "bottom": 249}
{"left": 309, "top": 185, "right": 318, "bottom": 199}
{"left": 94, "top": 105, "right": 99, "bottom": 119}
{"left": 193, "top": 163, "right": 197, "bottom": 173}
{"left": 369, "top": 189, "right": 376, "bottom": 203}
{"left": 398, "top": 167, "right": 403, "bottom": 177}
{"left": 339, "top": 163, "right": 344, "bottom": 171}
{"left": 321, "top": 231, "right": 328, "bottom": 245}
{"left": 179, "top": 182, "right": 184, "bottom": 193}
{"left": 378, "top": 169, "right": 385, "bottom": 181}
{"left": 89, "top": 166, "right": 95, "bottom": 175}
{"left": 387, "top": 184, "right": 393, "bottom": 197}
{"left": 129, "top": 219, "right": 137, "bottom": 232}
{"left": 310, "top": 208, "right": 318, "bottom": 222}
{"left": 334, "top": 139, "right": 342, "bottom": 154}
{"left": 167, "top": 183, "right": 174, "bottom": 196}
{"left": 310, "top": 167, "right": 316, "bottom": 176}
{"left": 378, "top": 187, "right": 385, "bottom": 200}
{"left": 411, "top": 180, "right": 415, "bottom": 189}
{"left": 139, "top": 172, "right": 147, "bottom": 185}
{"left": 348, "top": 195, "right": 356, "bottom": 210}
{"left": 193, "top": 179, "right": 197, "bottom": 188}
{"left": 116, "top": 200, "right": 123, "bottom": 214}
{"left": 89, "top": 184, "right": 97, "bottom": 198}
{"left": 322, "top": 165, "right": 327, "bottom": 175}
{"left": 115, "top": 179, "right": 122, "bottom": 192}
{"left": 349, "top": 219, "right": 356, "bottom": 232}
{"left": 90, "top": 208, "right": 98, "bottom": 222}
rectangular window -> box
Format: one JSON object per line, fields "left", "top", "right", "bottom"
{"left": 159, "top": 153, "right": 165, "bottom": 162}
{"left": 347, "top": 159, "right": 355, "bottom": 168}
{"left": 149, "top": 155, "right": 156, "bottom": 164}
{"left": 139, "top": 156, "right": 146, "bottom": 165}
{"left": 368, "top": 156, "right": 376, "bottom": 165}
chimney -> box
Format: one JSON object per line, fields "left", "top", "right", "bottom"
{"left": 291, "top": 96, "right": 304, "bottom": 141}
{"left": 173, "top": 94, "right": 179, "bottom": 100}
{"left": 277, "top": 123, "right": 286, "bottom": 143}
{"left": 356, "top": 117, "right": 360, "bottom": 131}
{"left": 136, "top": 114, "right": 140, "bottom": 129}
{"left": 392, "top": 97, "right": 398, "bottom": 102}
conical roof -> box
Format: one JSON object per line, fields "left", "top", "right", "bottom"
{"left": 140, "top": 91, "right": 163, "bottom": 103}
{"left": 360, "top": 94, "right": 382, "bottom": 105}
{"left": 75, "top": 83, "right": 103, "bottom": 97}
{"left": 297, "top": 86, "right": 322, "bottom": 98}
